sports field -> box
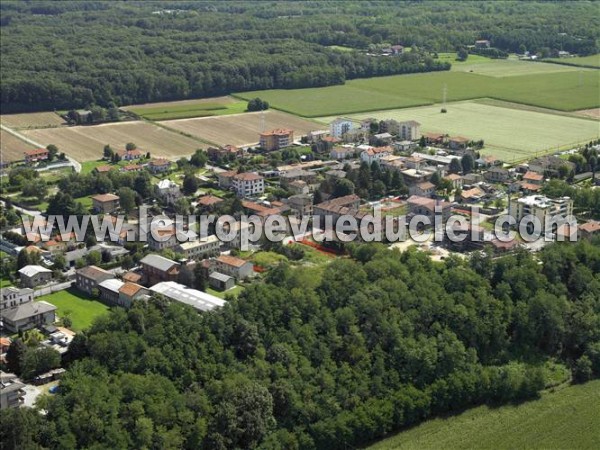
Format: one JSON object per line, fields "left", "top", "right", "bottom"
{"left": 369, "top": 380, "right": 600, "bottom": 450}
{"left": 319, "top": 100, "right": 600, "bottom": 162}
{"left": 159, "top": 110, "right": 319, "bottom": 146}
{"left": 21, "top": 121, "right": 203, "bottom": 162}
{"left": 124, "top": 96, "right": 248, "bottom": 120}
{"left": 237, "top": 63, "right": 599, "bottom": 116}
{"left": 547, "top": 53, "right": 600, "bottom": 68}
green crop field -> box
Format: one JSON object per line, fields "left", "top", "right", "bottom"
{"left": 547, "top": 54, "right": 600, "bottom": 68}
{"left": 236, "top": 67, "right": 599, "bottom": 117}
{"left": 39, "top": 288, "right": 110, "bottom": 331}
{"left": 319, "top": 100, "right": 600, "bottom": 163}
{"left": 126, "top": 97, "right": 248, "bottom": 120}
{"left": 438, "top": 53, "right": 586, "bottom": 76}
{"left": 369, "top": 380, "right": 600, "bottom": 450}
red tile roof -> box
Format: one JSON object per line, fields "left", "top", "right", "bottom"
{"left": 92, "top": 193, "right": 120, "bottom": 202}
{"left": 217, "top": 255, "right": 248, "bottom": 268}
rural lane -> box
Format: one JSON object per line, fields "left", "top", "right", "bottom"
{"left": 1, "top": 124, "right": 82, "bottom": 173}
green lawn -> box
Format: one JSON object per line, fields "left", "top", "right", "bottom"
{"left": 236, "top": 67, "right": 599, "bottom": 116}
{"left": 38, "top": 288, "right": 110, "bottom": 331}
{"left": 0, "top": 278, "right": 13, "bottom": 288}
{"left": 369, "top": 380, "right": 600, "bottom": 450}
{"left": 207, "top": 285, "right": 244, "bottom": 299}
{"left": 129, "top": 100, "right": 248, "bottom": 121}
{"left": 546, "top": 53, "right": 600, "bottom": 68}
{"left": 319, "top": 100, "right": 600, "bottom": 163}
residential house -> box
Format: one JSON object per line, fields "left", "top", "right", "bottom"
{"left": 475, "top": 39, "right": 491, "bottom": 48}
{"left": 460, "top": 187, "right": 485, "bottom": 203}
{"left": 259, "top": 129, "right": 294, "bottom": 151}
{"left": 176, "top": 235, "right": 221, "bottom": 260}
{"left": 448, "top": 136, "right": 470, "bottom": 151}
{"left": 372, "top": 132, "right": 393, "bottom": 144}
{"left": 156, "top": 179, "right": 182, "bottom": 204}
{"left": 18, "top": 265, "right": 52, "bottom": 288}
{"left": 287, "top": 194, "right": 313, "bottom": 217}
{"left": 288, "top": 180, "right": 310, "bottom": 195}
{"left": 213, "top": 255, "right": 254, "bottom": 280}
{"left": 409, "top": 181, "right": 436, "bottom": 197}
{"left": 423, "top": 132, "right": 445, "bottom": 145}
{"left": 118, "top": 282, "right": 149, "bottom": 309}
{"left": 306, "top": 130, "right": 331, "bottom": 143}
{"left": 1, "top": 287, "right": 56, "bottom": 333}
{"left": 197, "top": 194, "right": 224, "bottom": 211}
{"left": 444, "top": 173, "right": 463, "bottom": 190}
{"left": 117, "top": 149, "right": 143, "bottom": 161}
{"left": 93, "top": 165, "right": 114, "bottom": 175}
{"left": 280, "top": 169, "right": 316, "bottom": 188}
{"left": 330, "top": 146, "right": 355, "bottom": 160}
{"left": 578, "top": 221, "right": 600, "bottom": 240}
{"left": 209, "top": 272, "right": 235, "bottom": 291}
{"left": 232, "top": 172, "right": 265, "bottom": 197}
{"left": 407, "top": 195, "right": 453, "bottom": 223}
{"left": 148, "top": 158, "right": 171, "bottom": 173}
{"left": 149, "top": 281, "right": 225, "bottom": 312}
{"left": 75, "top": 265, "right": 113, "bottom": 295}
{"left": 395, "top": 140, "right": 417, "bottom": 152}
{"left": 521, "top": 170, "right": 544, "bottom": 194}
{"left": 390, "top": 44, "right": 404, "bottom": 55}
{"left": 24, "top": 148, "right": 49, "bottom": 163}
{"left": 484, "top": 167, "right": 510, "bottom": 183}
{"left": 528, "top": 156, "right": 576, "bottom": 176}
{"left": 122, "top": 271, "right": 143, "bottom": 284}
{"left": 1, "top": 372, "right": 26, "bottom": 409}
{"left": 148, "top": 226, "right": 181, "bottom": 251}
{"left": 140, "top": 254, "right": 180, "bottom": 285}
{"left": 122, "top": 164, "right": 143, "bottom": 172}
{"left": 216, "top": 170, "right": 238, "bottom": 189}
{"left": 92, "top": 193, "right": 120, "bottom": 214}
{"left": 360, "top": 146, "right": 393, "bottom": 165}
{"left": 313, "top": 194, "right": 361, "bottom": 228}
{"left": 98, "top": 278, "right": 124, "bottom": 305}
{"left": 207, "top": 145, "right": 242, "bottom": 160}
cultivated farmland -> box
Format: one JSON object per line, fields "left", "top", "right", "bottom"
{"left": 546, "top": 53, "right": 600, "bottom": 68}
{"left": 0, "top": 111, "right": 65, "bottom": 129}
{"left": 319, "top": 101, "right": 600, "bottom": 163}
{"left": 124, "top": 96, "right": 248, "bottom": 120}
{"left": 237, "top": 68, "right": 599, "bottom": 116}
{"left": 0, "top": 129, "right": 37, "bottom": 162}
{"left": 21, "top": 121, "right": 203, "bottom": 162}
{"left": 160, "top": 110, "right": 320, "bottom": 146}
{"left": 369, "top": 380, "right": 600, "bottom": 450}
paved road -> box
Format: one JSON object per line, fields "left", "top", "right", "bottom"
{"left": 1, "top": 124, "right": 82, "bottom": 173}
{"left": 0, "top": 199, "right": 43, "bottom": 218}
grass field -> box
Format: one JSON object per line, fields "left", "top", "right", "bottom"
{"left": 38, "top": 288, "right": 110, "bottom": 331}
{"left": 125, "top": 96, "right": 248, "bottom": 120}
{"left": 21, "top": 121, "right": 203, "bottom": 162}
{"left": 159, "top": 110, "right": 319, "bottom": 146}
{"left": 207, "top": 285, "right": 244, "bottom": 299}
{"left": 236, "top": 67, "right": 599, "bottom": 117}
{"left": 319, "top": 100, "right": 600, "bottom": 162}
{"left": 0, "top": 129, "right": 37, "bottom": 162}
{"left": 1, "top": 111, "right": 65, "bottom": 129}
{"left": 547, "top": 54, "right": 600, "bottom": 68}
{"left": 368, "top": 380, "right": 600, "bottom": 450}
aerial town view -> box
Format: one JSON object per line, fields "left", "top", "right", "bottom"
{"left": 0, "top": 1, "right": 599, "bottom": 449}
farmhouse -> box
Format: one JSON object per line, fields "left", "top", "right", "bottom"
{"left": 259, "top": 129, "right": 294, "bottom": 151}
{"left": 24, "top": 148, "right": 49, "bottom": 163}
{"left": 117, "top": 149, "right": 143, "bottom": 161}
{"left": 93, "top": 165, "right": 114, "bottom": 174}
{"left": 475, "top": 39, "right": 491, "bottom": 48}
{"left": 18, "top": 265, "right": 52, "bottom": 288}
{"left": 92, "top": 193, "right": 120, "bottom": 213}
{"left": 232, "top": 172, "right": 265, "bottom": 197}
{"left": 207, "top": 144, "right": 243, "bottom": 160}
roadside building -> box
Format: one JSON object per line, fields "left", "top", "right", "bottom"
{"left": 18, "top": 265, "right": 52, "bottom": 288}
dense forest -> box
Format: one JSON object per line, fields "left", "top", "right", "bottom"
{"left": 1, "top": 1, "right": 598, "bottom": 112}
{"left": 2, "top": 240, "right": 600, "bottom": 449}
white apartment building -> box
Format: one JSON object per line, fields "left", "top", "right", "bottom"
{"left": 509, "top": 195, "right": 574, "bottom": 236}
{"left": 232, "top": 172, "right": 265, "bottom": 197}
{"left": 329, "top": 118, "right": 360, "bottom": 138}
{"left": 176, "top": 235, "right": 221, "bottom": 259}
